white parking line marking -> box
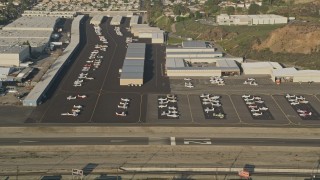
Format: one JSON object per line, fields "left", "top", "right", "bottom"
{"left": 170, "top": 137, "right": 176, "bottom": 146}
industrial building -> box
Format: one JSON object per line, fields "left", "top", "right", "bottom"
{"left": 0, "top": 67, "right": 14, "bottom": 81}
{"left": 165, "top": 41, "right": 241, "bottom": 77}
{"left": 110, "top": 15, "right": 123, "bottom": 25}
{"left": 241, "top": 62, "right": 283, "bottom": 75}
{"left": 22, "top": 10, "right": 76, "bottom": 18}
{"left": 2, "top": 16, "right": 59, "bottom": 31}
{"left": 119, "top": 43, "right": 146, "bottom": 86}
{"left": 23, "top": 15, "right": 84, "bottom": 107}
{"left": 217, "top": 14, "right": 288, "bottom": 26}
{"left": 130, "top": 24, "right": 164, "bottom": 44}
{"left": 0, "top": 46, "right": 30, "bottom": 67}
{"left": 90, "top": 15, "right": 104, "bottom": 26}
{"left": 130, "top": 15, "right": 139, "bottom": 27}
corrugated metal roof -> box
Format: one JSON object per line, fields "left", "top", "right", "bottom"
{"left": 175, "top": 58, "right": 185, "bottom": 67}
{"left": 126, "top": 52, "right": 145, "bottom": 59}
{"left": 127, "top": 43, "right": 146, "bottom": 49}
{"left": 120, "top": 72, "right": 143, "bottom": 79}
{"left": 242, "top": 62, "right": 283, "bottom": 69}
{"left": 122, "top": 66, "right": 144, "bottom": 73}
{"left": 182, "top": 41, "right": 206, "bottom": 48}
{"left": 216, "top": 59, "right": 238, "bottom": 68}
{"left": 272, "top": 67, "right": 297, "bottom": 77}
{"left": 0, "top": 67, "right": 13, "bottom": 75}
{"left": 123, "top": 59, "right": 144, "bottom": 66}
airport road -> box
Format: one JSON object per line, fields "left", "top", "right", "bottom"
{"left": 1, "top": 137, "right": 319, "bottom": 147}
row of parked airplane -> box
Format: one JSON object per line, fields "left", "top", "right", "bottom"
{"left": 242, "top": 95, "right": 268, "bottom": 116}
{"left": 158, "top": 94, "right": 179, "bottom": 118}
{"left": 66, "top": 94, "right": 87, "bottom": 100}
{"left": 243, "top": 77, "right": 258, "bottom": 86}
{"left": 61, "top": 105, "right": 83, "bottom": 117}
{"left": 115, "top": 98, "right": 131, "bottom": 116}
{"left": 285, "top": 94, "right": 309, "bottom": 105}
{"left": 199, "top": 93, "right": 225, "bottom": 118}
{"left": 210, "top": 76, "right": 225, "bottom": 86}
{"left": 114, "top": 26, "right": 123, "bottom": 36}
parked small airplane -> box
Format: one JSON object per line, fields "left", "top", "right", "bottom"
{"left": 121, "top": 98, "right": 130, "bottom": 102}
{"left": 255, "top": 100, "right": 264, "bottom": 104}
{"left": 184, "top": 78, "right": 192, "bottom": 81}
{"left": 116, "top": 111, "right": 127, "bottom": 116}
{"left": 73, "top": 105, "right": 82, "bottom": 109}
{"left": 168, "top": 110, "right": 179, "bottom": 114}
{"left": 245, "top": 101, "right": 255, "bottom": 105}
{"left": 119, "top": 101, "right": 129, "bottom": 106}
{"left": 254, "top": 96, "right": 262, "bottom": 100}
{"left": 298, "top": 100, "right": 309, "bottom": 104}
{"left": 168, "top": 99, "right": 178, "bottom": 103}
{"left": 250, "top": 108, "right": 260, "bottom": 112}
{"left": 204, "top": 107, "right": 215, "bottom": 113}
{"left": 295, "top": 96, "right": 305, "bottom": 100}
{"left": 168, "top": 106, "right": 177, "bottom": 110}
{"left": 252, "top": 112, "right": 263, "bottom": 116}
{"left": 167, "top": 113, "right": 179, "bottom": 118}
{"left": 158, "top": 104, "right": 168, "bottom": 108}
{"left": 71, "top": 109, "right": 81, "bottom": 113}
{"left": 290, "top": 101, "right": 300, "bottom": 105}
{"left": 247, "top": 78, "right": 255, "bottom": 81}
{"left": 67, "top": 96, "right": 76, "bottom": 100}
{"left": 118, "top": 105, "right": 127, "bottom": 109}
{"left": 77, "top": 95, "right": 87, "bottom": 98}
{"left": 250, "top": 81, "right": 258, "bottom": 86}
{"left": 244, "top": 97, "right": 254, "bottom": 101}
{"left": 210, "top": 96, "right": 220, "bottom": 99}
{"left": 299, "top": 112, "right": 312, "bottom": 117}
{"left": 212, "top": 113, "right": 225, "bottom": 119}
{"left": 86, "top": 77, "right": 94, "bottom": 80}
{"left": 166, "top": 94, "right": 177, "bottom": 99}
{"left": 200, "top": 93, "right": 210, "bottom": 98}
{"left": 248, "top": 105, "right": 257, "bottom": 109}
{"left": 61, "top": 112, "right": 78, "bottom": 116}
{"left": 202, "top": 101, "right": 213, "bottom": 105}
{"left": 285, "top": 94, "right": 295, "bottom": 98}
{"left": 259, "top": 107, "right": 269, "bottom": 111}
{"left": 297, "top": 109, "right": 307, "bottom": 113}
{"left": 242, "top": 94, "right": 251, "bottom": 98}
{"left": 185, "top": 84, "right": 194, "bottom": 88}
{"left": 73, "top": 84, "right": 82, "bottom": 87}
{"left": 211, "top": 103, "right": 222, "bottom": 107}
{"left": 158, "top": 97, "right": 167, "bottom": 101}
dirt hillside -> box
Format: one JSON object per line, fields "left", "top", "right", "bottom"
{"left": 252, "top": 24, "right": 320, "bottom": 54}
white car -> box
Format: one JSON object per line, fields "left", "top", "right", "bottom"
{"left": 67, "top": 96, "right": 76, "bottom": 100}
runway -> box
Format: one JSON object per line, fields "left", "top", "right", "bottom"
{"left": 1, "top": 137, "right": 319, "bottom": 147}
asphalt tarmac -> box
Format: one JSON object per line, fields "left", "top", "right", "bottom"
{"left": 1, "top": 137, "right": 320, "bottom": 147}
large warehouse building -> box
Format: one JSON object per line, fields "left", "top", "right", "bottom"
{"left": 217, "top": 14, "right": 288, "bottom": 25}
{"left": 0, "top": 46, "right": 30, "bottom": 67}
{"left": 242, "top": 62, "right": 283, "bottom": 75}
{"left": 0, "top": 16, "right": 59, "bottom": 66}
{"left": 130, "top": 24, "right": 164, "bottom": 44}
{"left": 120, "top": 43, "right": 146, "bottom": 86}
{"left": 165, "top": 41, "right": 242, "bottom": 77}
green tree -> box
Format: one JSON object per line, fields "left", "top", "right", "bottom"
{"left": 195, "top": 11, "right": 202, "bottom": 19}
{"left": 236, "top": 7, "right": 243, "bottom": 14}
{"left": 248, "top": 3, "right": 260, "bottom": 14}
{"left": 259, "top": 5, "right": 269, "bottom": 13}
{"left": 225, "top": 6, "right": 235, "bottom": 15}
